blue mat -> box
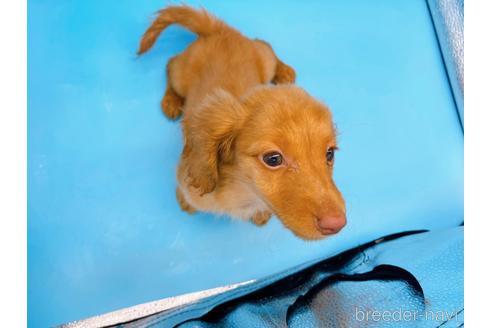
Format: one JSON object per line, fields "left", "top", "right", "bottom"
{"left": 28, "top": 0, "right": 463, "bottom": 326}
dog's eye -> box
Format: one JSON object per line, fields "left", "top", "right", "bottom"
{"left": 326, "top": 147, "right": 336, "bottom": 164}
{"left": 263, "top": 152, "right": 283, "bottom": 167}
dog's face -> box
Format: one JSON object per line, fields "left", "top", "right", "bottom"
{"left": 234, "top": 86, "right": 346, "bottom": 240}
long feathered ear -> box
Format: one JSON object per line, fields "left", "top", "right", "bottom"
{"left": 181, "top": 89, "right": 248, "bottom": 195}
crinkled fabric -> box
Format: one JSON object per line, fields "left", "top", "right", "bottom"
{"left": 124, "top": 227, "right": 463, "bottom": 327}
{"left": 427, "top": 0, "right": 464, "bottom": 124}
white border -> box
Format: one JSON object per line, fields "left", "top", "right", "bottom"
{"left": 0, "top": 0, "right": 27, "bottom": 327}
{"left": 7, "top": 1, "right": 488, "bottom": 326}
{"left": 464, "top": 1, "right": 492, "bottom": 327}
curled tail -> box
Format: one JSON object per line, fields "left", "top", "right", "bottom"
{"left": 138, "top": 5, "right": 226, "bottom": 55}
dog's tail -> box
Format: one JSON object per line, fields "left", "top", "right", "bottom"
{"left": 138, "top": 5, "right": 227, "bottom": 55}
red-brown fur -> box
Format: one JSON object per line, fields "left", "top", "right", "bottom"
{"left": 139, "top": 5, "right": 346, "bottom": 240}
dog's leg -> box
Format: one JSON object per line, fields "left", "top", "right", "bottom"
{"left": 253, "top": 39, "right": 296, "bottom": 85}
{"left": 176, "top": 187, "right": 196, "bottom": 214}
{"left": 272, "top": 58, "right": 296, "bottom": 84}
{"left": 161, "top": 58, "right": 185, "bottom": 120}
{"left": 161, "top": 84, "right": 184, "bottom": 120}
{"left": 251, "top": 211, "right": 272, "bottom": 226}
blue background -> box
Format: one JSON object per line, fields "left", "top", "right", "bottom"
{"left": 28, "top": 0, "right": 463, "bottom": 326}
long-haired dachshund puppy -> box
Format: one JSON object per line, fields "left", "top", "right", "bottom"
{"left": 138, "top": 5, "right": 346, "bottom": 240}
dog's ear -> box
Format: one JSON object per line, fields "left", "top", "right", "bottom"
{"left": 182, "top": 89, "right": 247, "bottom": 195}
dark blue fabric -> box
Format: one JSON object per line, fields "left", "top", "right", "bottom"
{"left": 127, "top": 227, "right": 462, "bottom": 327}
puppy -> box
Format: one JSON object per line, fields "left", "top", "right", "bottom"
{"left": 139, "top": 5, "right": 346, "bottom": 240}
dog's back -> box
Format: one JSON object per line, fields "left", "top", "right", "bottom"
{"left": 138, "top": 5, "right": 281, "bottom": 110}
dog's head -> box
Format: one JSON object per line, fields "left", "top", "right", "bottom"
{"left": 185, "top": 85, "right": 346, "bottom": 240}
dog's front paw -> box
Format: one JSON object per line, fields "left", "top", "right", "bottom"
{"left": 251, "top": 211, "right": 272, "bottom": 226}
{"left": 176, "top": 187, "right": 196, "bottom": 214}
